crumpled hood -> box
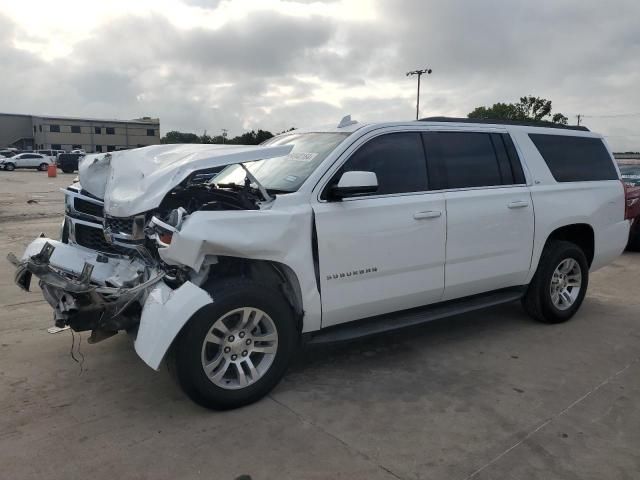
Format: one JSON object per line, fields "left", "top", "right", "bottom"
{"left": 78, "top": 143, "right": 293, "bottom": 217}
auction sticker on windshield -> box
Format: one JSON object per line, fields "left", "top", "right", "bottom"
{"left": 284, "top": 152, "right": 318, "bottom": 162}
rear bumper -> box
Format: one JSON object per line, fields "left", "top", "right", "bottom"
{"left": 592, "top": 219, "right": 631, "bottom": 271}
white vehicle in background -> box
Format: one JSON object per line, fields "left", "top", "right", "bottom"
{"left": 71, "top": 149, "right": 86, "bottom": 154}
{"left": 10, "top": 116, "right": 630, "bottom": 409}
{"left": 1, "top": 152, "right": 53, "bottom": 171}
{"left": 37, "top": 149, "right": 61, "bottom": 163}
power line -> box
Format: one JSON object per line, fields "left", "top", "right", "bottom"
{"left": 582, "top": 112, "right": 640, "bottom": 118}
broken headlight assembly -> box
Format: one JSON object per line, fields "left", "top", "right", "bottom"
{"left": 147, "top": 207, "right": 188, "bottom": 247}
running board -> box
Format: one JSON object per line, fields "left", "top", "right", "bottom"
{"left": 306, "top": 287, "right": 526, "bottom": 345}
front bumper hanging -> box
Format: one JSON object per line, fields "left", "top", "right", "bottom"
{"left": 8, "top": 238, "right": 164, "bottom": 332}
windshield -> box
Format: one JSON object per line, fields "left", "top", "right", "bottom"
{"left": 619, "top": 164, "right": 640, "bottom": 186}
{"left": 213, "top": 132, "right": 349, "bottom": 192}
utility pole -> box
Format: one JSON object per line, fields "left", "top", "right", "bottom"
{"left": 576, "top": 114, "right": 582, "bottom": 126}
{"left": 406, "top": 68, "right": 432, "bottom": 120}
{"left": 221, "top": 128, "right": 228, "bottom": 144}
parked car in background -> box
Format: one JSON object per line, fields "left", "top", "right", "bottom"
{"left": 619, "top": 162, "right": 640, "bottom": 250}
{"left": 71, "top": 149, "right": 86, "bottom": 154}
{"left": 0, "top": 152, "right": 54, "bottom": 171}
{"left": 57, "top": 152, "right": 84, "bottom": 173}
{"left": 0, "top": 149, "right": 17, "bottom": 158}
{"left": 37, "top": 149, "right": 59, "bottom": 163}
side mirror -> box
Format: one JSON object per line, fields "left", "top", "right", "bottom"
{"left": 330, "top": 171, "right": 378, "bottom": 199}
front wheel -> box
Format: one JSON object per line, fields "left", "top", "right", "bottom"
{"left": 4, "top": 163, "right": 15, "bottom": 171}
{"left": 173, "top": 280, "right": 297, "bottom": 410}
{"left": 522, "top": 240, "right": 589, "bottom": 324}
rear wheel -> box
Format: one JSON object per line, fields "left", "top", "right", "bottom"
{"left": 627, "top": 224, "right": 640, "bottom": 251}
{"left": 173, "top": 280, "right": 297, "bottom": 410}
{"left": 39, "top": 163, "right": 48, "bottom": 171}
{"left": 523, "top": 240, "right": 589, "bottom": 324}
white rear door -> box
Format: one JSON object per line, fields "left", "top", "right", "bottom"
{"left": 421, "top": 130, "right": 535, "bottom": 300}
{"left": 313, "top": 131, "right": 446, "bottom": 327}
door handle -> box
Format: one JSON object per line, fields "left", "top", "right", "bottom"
{"left": 507, "top": 200, "right": 529, "bottom": 209}
{"left": 413, "top": 210, "right": 442, "bottom": 220}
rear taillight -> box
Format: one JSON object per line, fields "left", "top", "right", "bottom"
{"left": 623, "top": 181, "right": 639, "bottom": 220}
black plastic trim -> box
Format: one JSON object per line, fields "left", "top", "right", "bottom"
{"left": 305, "top": 286, "right": 526, "bottom": 344}
{"left": 420, "top": 116, "right": 590, "bottom": 131}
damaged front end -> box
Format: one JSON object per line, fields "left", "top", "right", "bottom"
{"left": 8, "top": 237, "right": 164, "bottom": 338}
{"left": 8, "top": 143, "right": 296, "bottom": 363}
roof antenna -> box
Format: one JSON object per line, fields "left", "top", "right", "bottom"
{"left": 337, "top": 115, "right": 357, "bottom": 128}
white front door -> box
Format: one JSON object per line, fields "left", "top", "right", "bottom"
{"left": 312, "top": 131, "right": 446, "bottom": 327}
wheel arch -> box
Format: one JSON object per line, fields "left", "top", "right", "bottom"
{"left": 202, "top": 256, "right": 305, "bottom": 332}
{"left": 542, "top": 223, "right": 595, "bottom": 267}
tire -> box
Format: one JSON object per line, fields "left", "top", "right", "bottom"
{"left": 62, "top": 168, "right": 74, "bottom": 174}
{"left": 173, "top": 279, "right": 297, "bottom": 410}
{"left": 39, "top": 163, "right": 49, "bottom": 171}
{"left": 626, "top": 225, "right": 640, "bottom": 251}
{"left": 5, "top": 163, "right": 15, "bottom": 171}
{"left": 522, "top": 240, "right": 589, "bottom": 324}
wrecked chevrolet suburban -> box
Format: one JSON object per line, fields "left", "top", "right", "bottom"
{"left": 10, "top": 116, "right": 630, "bottom": 409}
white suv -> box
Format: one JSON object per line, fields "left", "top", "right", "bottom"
{"left": 11, "top": 116, "right": 630, "bottom": 409}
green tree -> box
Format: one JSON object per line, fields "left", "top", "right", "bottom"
{"left": 161, "top": 131, "right": 202, "bottom": 144}
{"left": 468, "top": 96, "right": 568, "bottom": 125}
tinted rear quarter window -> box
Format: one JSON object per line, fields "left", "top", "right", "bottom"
{"left": 529, "top": 134, "right": 618, "bottom": 182}
{"left": 422, "top": 132, "right": 504, "bottom": 189}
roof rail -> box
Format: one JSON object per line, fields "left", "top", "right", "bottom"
{"left": 419, "top": 116, "right": 590, "bottom": 132}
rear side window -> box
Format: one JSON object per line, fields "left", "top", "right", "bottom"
{"left": 337, "top": 132, "right": 428, "bottom": 196}
{"left": 529, "top": 134, "right": 618, "bottom": 182}
{"left": 422, "top": 132, "right": 506, "bottom": 189}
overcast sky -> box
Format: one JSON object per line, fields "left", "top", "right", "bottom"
{"left": 1, "top": 0, "right": 639, "bottom": 150}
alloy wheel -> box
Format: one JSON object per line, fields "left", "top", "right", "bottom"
{"left": 200, "top": 307, "right": 278, "bottom": 390}
{"left": 550, "top": 258, "right": 582, "bottom": 311}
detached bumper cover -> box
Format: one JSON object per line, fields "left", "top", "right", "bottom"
{"left": 9, "top": 238, "right": 164, "bottom": 331}
{"left": 9, "top": 237, "right": 213, "bottom": 368}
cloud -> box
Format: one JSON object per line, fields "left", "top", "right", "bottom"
{"left": 0, "top": 0, "right": 638, "bottom": 150}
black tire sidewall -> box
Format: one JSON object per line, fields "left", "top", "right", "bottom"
{"left": 5, "top": 163, "right": 15, "bottom": 171}
{"left": 40, "top": 163, "right": 48, "bottom": 171}
{"left": 175, "top": 282, "right": 296, "bottom": 409}
{"left": 537, "top": 243, "right": 589, "bottom": 322}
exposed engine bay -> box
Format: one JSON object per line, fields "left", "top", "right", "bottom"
{"left": 9, "top": 162, "right": 273, "bottom": 341}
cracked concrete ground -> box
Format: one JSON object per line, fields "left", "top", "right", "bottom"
{"left": 0, "top": 170, "right": 639, "bottom": 480}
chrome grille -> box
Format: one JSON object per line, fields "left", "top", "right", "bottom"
{"left": 104, "top": 217, "right": 134, "bottom": 235}
{"left": 74, "top": 197, "right": 104, "bottom": 218}
{"left": 74, "top": 223, "right": 130, "bottom": 255}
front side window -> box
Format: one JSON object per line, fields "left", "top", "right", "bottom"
{"left": 333, "top": 132, "right": 428, "bottom": 196}
{"left": 529, "top": 134, "right": 618, "bottom": 182}
{"left": 213, "top": 132, "right": 349, "bottom": 193}
{"left": 422, "top": 132, "right": 504, "bottom": 189}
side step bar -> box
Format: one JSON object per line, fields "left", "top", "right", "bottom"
{"left": 306, "top": 287, "right": 526, "bottom": 345}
